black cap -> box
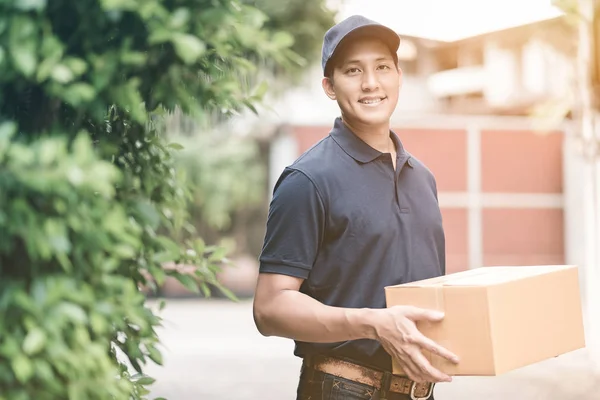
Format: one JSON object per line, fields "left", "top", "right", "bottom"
{"left": 321, "top": 15, "right": 401, "bottom": 75}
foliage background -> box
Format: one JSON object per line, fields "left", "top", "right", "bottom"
{"left": 0, "top": 0, "right": 334, "bottom": 399}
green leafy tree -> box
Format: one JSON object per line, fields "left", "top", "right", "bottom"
{"left": 166, "top": 0, "right": 336, "bottom": 261}
{"left": 0, "top": 0, "right": 303, "bottom": 398}
{"left": 243, "top": 0, "right": 337, "bottom": 81}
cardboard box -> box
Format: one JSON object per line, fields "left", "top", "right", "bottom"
{"left": 384, "top": 265, "right": 585, "bottom": 376}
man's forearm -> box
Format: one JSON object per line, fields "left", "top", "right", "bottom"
{"left": 254, "top": 289, "right": 380, "bottom": 343}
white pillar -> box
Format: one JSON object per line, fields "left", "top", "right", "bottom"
{"left": 466, "top": 123, "right": 483, "bottom": 270}
{"left": 568, "top": 0, "right": 600, "bottom": 370}
{"left": 563, "top": 125, "right": 600, "bottom": 370}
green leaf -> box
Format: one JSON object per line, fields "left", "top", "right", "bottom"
{"left": 148, "top": 29, "right": 172, "bottom": 45}
{"left": 14, "top": 0, "right": 47, "bottom": 11}
{"left": 242, "top": 99, "right": 259, "bottom": 115}
{"left": 121, "top": 51, "right": 147, "bottom": 66}
{"left": 147, "top": 345, "right": 163, "bottom": 365}
{"left": 90, "top": 313, "right": 108, "bottom": 335}
{"left": 36, "top": 57, "right": 58, "bottom": 82}
{"left": 33, "top": 359, "right": 54, "bottom": 382}
{"left": 174, "top": 274, "right": 199, "bottom": 293}
{"left": 0, "top": 336, "right": 21, "bottom": 358}
{"left": 0, "top": 121, "right": 17, "bottom": 144}
{"left": 200, "top": 282, "right": 211, "bottom": 297}
{"left": 136, "top": 376, "right": 156, "bottom": 385}
{"left": 135, "top": 200, "right": 161, "bottom": 230}
{"left": 167, "top": 142, "right": 184, "bottom": 150}
{"left": 156, "top": 235, "right": 181, "bottom": 256}
{"left": 216, "top": 283, "right": 238, "bottom": 302}
{"left": 40, "top": 35, "right": 64, "bottom": 60}
{"left": 11, "top": 355, "right": 34, "bottom": 383}
{"left": 71, "top": 132, "right": 93, "bottom": 164}
{"left": 171, "top": 34, "right": 206, "bottom": 64}
{"left": 193, "top": 238, "right": 205, "bottom": 255}
{"left": 169, "top": 8, "right": 190, "bottom": 29}
{"left": 62, "top": 83, "right": 96, "bottom": 105}
{"left": 149, "top": 263, "right": 167, "bottom": 285}
{"left": 51, "top": 64, "right": 74, "bottom": 83}
{"left": 232, "top": 56, "right": 257, "bottom": 72}
{"left": 45, "top": 219, "right": 71, "bottom": 254}
{"left": 10, "top": 46, "right": 37, "bottom": 77}
{"left": 9, "top": 17, "right": 38, "bottom": 77}
{"left": 0, "top": 46, "right": 5, "bottom": 67}
{"left": 272, "top": 31, "right": 295, "bottom": 48}
{"left": 113, "top": 244, "right": 137, "bottom": 259}
{"left": 63, "top": 57, "right": 87, "bottom": 75}
{"left": 208, "top": 246, "right": 227, "bottom": 262}
{"left": 152, "top": 251, "right": 174, "bottom": 264}
{"left": 252, "top": 81, "right": 269, "bottom": 100}
{"left": 54, "top": 302, "right": 87, "bottom": 324}
{"left": 23, "top": 328, "right": 47, "bottom": 355}
{"left": 100, "top": 0, "right": 137, "bottom": 11}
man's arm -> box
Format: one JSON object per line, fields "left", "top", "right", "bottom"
{"left": 253, "top": 273, "right": 459, "bottom": 384}
{"left": 253, "top": 273, "right": 376, "bottom": 342}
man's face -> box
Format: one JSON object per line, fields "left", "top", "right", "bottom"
{"left": 322, "top": 36, "right": 402, "bottom": 128}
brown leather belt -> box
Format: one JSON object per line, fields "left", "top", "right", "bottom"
{"left": 306, "top": 355, "right": 434, "bottom": 400}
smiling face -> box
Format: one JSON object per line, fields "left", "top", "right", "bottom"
{"left": 322, "top": 34, "right": 402, "bottom": 130}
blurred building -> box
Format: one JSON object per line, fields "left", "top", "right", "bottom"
{"left": 235, "top": 15, "right": 578, "bottom": 276}
{"left": 404, "top": 16, "right": 575, "bottom": 116}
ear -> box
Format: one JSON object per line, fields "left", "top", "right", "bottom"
{"left": 397, "top": 66, "right": 404, "bottom": 89}
{"left": 322, "top": 77, "right": 336, "bottom": 100}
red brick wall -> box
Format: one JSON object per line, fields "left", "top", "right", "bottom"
{"left": 394, "top": 128, "right": 467, "bottom": 192}
{"left": 480, "top": 130, "right": 564, "bottom": 268}
{"left": 481, "top": 130, "right": 563, "bottom": 193}
{"left": 441, "top": 208, "right": 469, "bottom": 274}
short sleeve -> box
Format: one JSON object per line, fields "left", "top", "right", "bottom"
{"left": 259, "top": 168, "right": 325, "bottom": 279}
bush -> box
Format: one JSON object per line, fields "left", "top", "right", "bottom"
{"left": 0, "top": 0, "right": 300, "bottom": 398}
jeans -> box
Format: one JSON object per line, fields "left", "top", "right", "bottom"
{"left": 296, "top": 364, "right": 436, "bottom": 400}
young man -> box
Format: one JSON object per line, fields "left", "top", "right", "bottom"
{"left": 253, "top": 15, "right": 460, "bottom": 400}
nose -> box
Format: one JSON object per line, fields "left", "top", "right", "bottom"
{"left": 361, "top": 70, "right": 379, "bottom": 92}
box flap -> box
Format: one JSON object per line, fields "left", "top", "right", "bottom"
{"left": 443, "top": 265, "right": 575, "bottom": 286}
{"left": 386, "top": 265, "right": 576, "bottom": 288}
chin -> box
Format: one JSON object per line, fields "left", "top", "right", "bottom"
{"left": 357, "top": 111, "right": 393, "bottom": 126}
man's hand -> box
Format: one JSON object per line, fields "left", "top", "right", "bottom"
{"left": 372, "top": 305, "right": 459, "bottom": 383}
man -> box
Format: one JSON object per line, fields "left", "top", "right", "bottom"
{"left": 253, "top": 15, "right": 459, "bottom": 400}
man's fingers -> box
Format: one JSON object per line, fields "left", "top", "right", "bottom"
{"left": 396, "top": 352, "right": 426, "bottom": 383}
{"left": 403, "top": 306, "right": 445, "bottom": 322}
{"left": 416, "top": 334, "right": 460, "bottom": 364}
{"left": 409, "top": 348, "right": 452, "bottom": 383}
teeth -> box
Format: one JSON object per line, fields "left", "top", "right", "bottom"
{"left": 360, "top": 98, "right": 383, "bottom": 104}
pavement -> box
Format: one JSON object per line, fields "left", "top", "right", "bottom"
{"left": 145, "top": 298, "right": 600, "bottom": 400}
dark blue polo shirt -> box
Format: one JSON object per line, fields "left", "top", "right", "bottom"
{"left": 259, "top": 117, "right": 446, "bottom": 371}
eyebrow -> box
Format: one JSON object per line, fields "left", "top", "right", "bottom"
{"left": 342, "top": 57, "right": 393, "bottom": 65}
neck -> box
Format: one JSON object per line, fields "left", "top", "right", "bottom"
{"left": 341, "top": 117, "right": 394, "bottom": 153}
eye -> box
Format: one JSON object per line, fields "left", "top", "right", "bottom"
{"left": 345, "top": 67, "right": 360, "bottom": 75}
{"left": 377, "top": 64, "right": 391, "bottom": 70}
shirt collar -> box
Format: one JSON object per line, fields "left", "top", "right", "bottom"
{"left": 329, "top": 117, "right": 408, "bottom": 164}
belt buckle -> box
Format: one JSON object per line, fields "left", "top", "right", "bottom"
{"left": 409, "top": 381, "right": 433, "bottom": 400}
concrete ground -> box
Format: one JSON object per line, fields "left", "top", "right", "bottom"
{"left": 145, "top": 298, "right": 600, "bottom": 400}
